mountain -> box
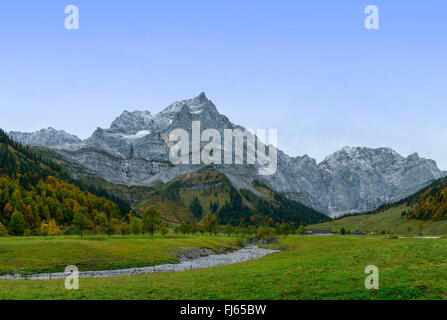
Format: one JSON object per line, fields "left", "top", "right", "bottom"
{"left": 8, "top": 127, "right": 81, "bottom": 148}
{"left": 306, "top": 147, "right": 443, "bottom": 215}
{"left": 0, "top": 129, "right": 130, "bottom": 235}
{"left": 9, "top": 93, "right": 445, "bottom": 217}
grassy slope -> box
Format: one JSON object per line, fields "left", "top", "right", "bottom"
{"left": 0, "top": 235, "right": 240, "bottom": 276}
{"left": 310, "top": 205, "right": 447, "bottom": 236}
{"left": 0, "top": 235, "right": 446, "bottom": 299}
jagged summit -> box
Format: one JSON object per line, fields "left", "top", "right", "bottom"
{"left": 197, "top": 91, "right": 207, "bottom": 100}
{"left": 102, "top": 93, "right": 218, "bottom": 137}
{"left": 156, "top": 92, "right": 215, "bottom": 118}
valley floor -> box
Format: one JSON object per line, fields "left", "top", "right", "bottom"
{"left": 0, "top": 235, "right": 446, "bottom": 299}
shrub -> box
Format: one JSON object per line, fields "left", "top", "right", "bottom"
{"left": 256, "top": 227, "right": 276, "bottom": 240}
{"left": 0, "top": 222, "right": 8, "bottom": 236}
{"left": 160, "top": 224, "right": 169, "bottom": 236}
{"left": 236, "top": 238, "right": 245, "bottom": 248}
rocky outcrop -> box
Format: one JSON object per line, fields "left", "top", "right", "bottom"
{"left": 177, "top": 247, "right": 215, "bottom": 262}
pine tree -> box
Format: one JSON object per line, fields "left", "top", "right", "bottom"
{"left": 190, "top": 197, "right": 203, "bottom": 219}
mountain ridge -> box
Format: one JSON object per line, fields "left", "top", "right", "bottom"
{"left": 9, "top": 127, "right": 82, "bottom": 148}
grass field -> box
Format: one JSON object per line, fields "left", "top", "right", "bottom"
{"left": 0, "top": 235, "right": 446, "bottom": 300}
{"left": 0, "top": 235, "right": 240, "bottom": 276}
{"left": 310, "top": 205, "right": 447, "bottom": 236}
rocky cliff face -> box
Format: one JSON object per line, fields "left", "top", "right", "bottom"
{"left": 9, "top": 93, "right": 445, "bottom": 216}
{"left": 272, "top": 147, "right": 444, "bottom": 216}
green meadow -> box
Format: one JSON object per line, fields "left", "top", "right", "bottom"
{"left": 0, "top": 235, "right": 240, "bottom": 276}
{"left": 310, "top": 205, "right": 447, "bottom": 236}
{"left": 0, "top": 235, "right": 446, "bottom": 300}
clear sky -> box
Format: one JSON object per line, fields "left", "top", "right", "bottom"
{"left": 1, "top": 0, "right": 446, "bottom": 169}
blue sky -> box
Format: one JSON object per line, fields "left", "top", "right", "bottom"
{"left": 1, "top": 0, "right": 446, "bottom": 169}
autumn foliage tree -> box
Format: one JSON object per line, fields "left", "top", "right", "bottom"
{"left": 142, "top": 206, "right": 162, "bottom": 235}
{"left": 203, "top": 214, "right": 219, "bottom": 235}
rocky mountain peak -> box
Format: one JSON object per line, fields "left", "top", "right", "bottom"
{"left": 166, "top": 92, "right": 215, "bottom": 115}
{"left": 109, "top": 110, "right": 154, "bottom": 134}
{"left": 150, "top": 92, "right": 226, "bottom": 133}
{"left": 196, "top": 91, "right": 208, "bottom": 102}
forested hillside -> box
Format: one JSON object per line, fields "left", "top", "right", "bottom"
{"left": 406, "top": 176, "right": 447, "bottom": 220}
{"left": 0, "top": 129, "right": 131, "bottom": 235}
